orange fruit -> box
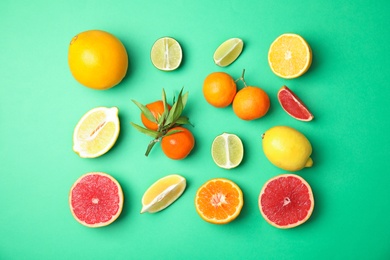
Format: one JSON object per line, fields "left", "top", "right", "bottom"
{"left": 203, "top": 72, "right": 237, "bottom": 108}
{"left": 232, "top": 86, "right": 270, "bottom": 120}
{"left": 68, "top": 30, "right": 128, "bottom": 90}
{"left": 161, "top": 127, "right": 195, "bottom": 160}
{"left": 141, "top": 100, "right": 171, "bottom": 131}
{"left": 195, "top": 178, "right": 243, "bottom": 224}
{"left": 268, "top": 33, "right": 312, "bottom": 79}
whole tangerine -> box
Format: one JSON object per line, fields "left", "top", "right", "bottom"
{"left": 68, "top": 30, "right": 128, "bottom": 90}
{"left": 203, "top": 72, "right": 237, "bottom": 108}
{"left": 161, "top": 127, "right": 195, "bottom": 160}
{"left": 233, "top": 86, "right": 270, "bottom": 120}
{"left": 141, "top": 100, "right": 171, "bottom": 131}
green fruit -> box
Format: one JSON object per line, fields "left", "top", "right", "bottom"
{"left": 262, "top": 126, "right": 313, "bottom": 171}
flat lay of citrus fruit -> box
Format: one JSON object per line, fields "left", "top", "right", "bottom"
{"left": 259, "top": 174, "right": 314, "bottom": 229}
{"left": 69, "top": 172, "right": 124, "bottom": 228}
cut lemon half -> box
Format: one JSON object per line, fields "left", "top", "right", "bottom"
{"left": 150, "top": 37, "right": 182, "bottom": 71}
{"left": 73, "top": 107, "right": 120, "bottom": 158}
{"left": 268, "top": 33, "right": 312, "bottom": 79}
{"left": 141, "top": 174, "right": 186, "bottom": 213}
{"left": 211, "top": 133, "right": 244, "bottom": 169}
{"left": 213, "top": 38, "right": 244, "bottom": 67}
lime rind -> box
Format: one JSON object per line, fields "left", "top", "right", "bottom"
{"left": 213, "top": 38, "right": 244, "bottom": 67}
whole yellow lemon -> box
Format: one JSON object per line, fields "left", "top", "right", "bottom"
{"left": 262, "top": 126, "right": 313, "bottom": 171}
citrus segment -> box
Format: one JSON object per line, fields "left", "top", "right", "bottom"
{"left": 262, "top": 126, "right": 313, "bottom": 171}
{"left": 141, "top": 174, "right": 186, "bottom": 213}
{"left": 150, "top": 37, "right": 182, "bottom": 71}
{"left": 213, "top": 38, "right": 244, "bottom": 67}
{"left": 195, "top": 178, "right": 243, "bottom": 224}
{"left": 277, "top": 86, "right": 314, "bottom": 121}
{"left": 268, "top": 33, "right": 312, "bottom": 79}
{"left": 68, "top": 30, "right": 128, "bottom": 90}
{"left": 73, "top": 107, "right": 120, "bottom": 158}
{"left": 259, "top": 174, "right": 314, "bottom": 229}
{"left": 211, "top": 133, "right": 244, "bottom": 169}
{"left": 69, "top": 172, "right": 124, "bottom": 228}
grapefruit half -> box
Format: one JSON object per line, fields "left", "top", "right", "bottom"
{"left": 69, "top": 172, "right": 124, "bottom": 228}
{"left": 277, "top": 86, "right": 313, "bottom": 121}
{"left": 259, "top": 174, "right": 314, "bottom": 229}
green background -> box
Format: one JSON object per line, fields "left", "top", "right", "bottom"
{"left": 1, "top": 0, "right": 389, "bottom": 259}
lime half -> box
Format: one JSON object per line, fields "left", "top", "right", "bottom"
{"left": 150, "top": 37, "right": 182, "bottom": 71}
{"left": 211, "top": 133, "right": 244, "bottom": 169}
{"left": 213, "top": 38, "right": 244, "bottom": 67}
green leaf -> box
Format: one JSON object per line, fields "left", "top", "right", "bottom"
{"left": 175, "top": 116, "right": 192, "bottom": 126}
{"left": 130, "top": 122, "right": 160, "bottom": 138}
{"left": 132, "top": 99, "right": 156, "bottom": 123}
{"left": 181, "top": 91, "right": 189, "bottom": 108}
{"left": 163, "top": 129, "right": 182, "bottom": 137}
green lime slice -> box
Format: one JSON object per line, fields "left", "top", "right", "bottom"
{"left": 211, "top": 133, "right": 244, "bottom": 169}
{"left": 213, "top": 38, "right": 244, "bottom": 67}
{"left": 150, "top": 37, "right": 182, "bottom": 71}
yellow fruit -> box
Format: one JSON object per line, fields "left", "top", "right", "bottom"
{"left": 268, "top": 33, "right": 312, "bottom": 79}
{"left": 262, "top": 126, "right": 313, "bottom": 171}
{"left": 73, "top": 107, "right": 120, "bottom": 158}
{"left": 150, "top": 37, "right": 182, "bottom": 71}
{"left": 141, "top": 174, "right": 186, "bottom": 213}
{"left": 213, "top": 38, "right": 244, "bottom": 67}
{"left": 211, "top": 133, "right": 244, "bottom": 169}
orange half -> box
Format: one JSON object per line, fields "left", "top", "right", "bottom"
{"left": 195, "top": 178, "right": 243, "bottom": 224}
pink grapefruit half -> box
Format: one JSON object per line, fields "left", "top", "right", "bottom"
{"left": 259, "top": 174, "right": 314, "bottom": 229}
{"left": 277, "top": 86, "right": 314, "bottom": 121}
{"left": 69, "top": 172, "right": 124, "bottom": 228}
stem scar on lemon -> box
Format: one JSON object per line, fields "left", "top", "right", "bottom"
{"left": 131, "top": 88, "right": 194, "bottom": 158}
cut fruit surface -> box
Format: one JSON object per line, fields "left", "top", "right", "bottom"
{"left": 259, "top": 174, "right": 314, "bottom": 229}
{"left": 69, "top": 172, "right": 124, "bottom": 228}
{"left": 73, "top": 107, "right": 120, "bottom": 158}
{"left": 211, "top": 133, "right": 244, "bottom": 169}
{"left": 195, "top": 178, "right": 243, "bottom": 224}
{"left": 150, "top": 37, "right": 182, "bottom": 71}
{"left": 277, "top": 86, "right": 314, "bottom": 121}
{"left": 213, "top": 38, "right": 244, "bottom": 67}
{"left": 141, "top": 174, "right": 186, "bottom": 213}
{"left": 268, "top": 33, "right": 312, "bottom": 79}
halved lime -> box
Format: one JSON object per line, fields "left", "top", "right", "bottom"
{"left": 211, "top": 133, "right": 244, "bottom": 169}
{"left": 213, "top": 38, "right": 244, "bottom": 67}
{"left": 150, "top": 37, "right": 182, "bottom": 71}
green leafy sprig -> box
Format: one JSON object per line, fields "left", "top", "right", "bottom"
{"left": 131, "top": 88, "right": 192, "bottom": 156}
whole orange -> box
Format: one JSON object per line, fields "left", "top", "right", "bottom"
{"left": 68, "top": 30, "right": 128, "bottom": 90}
{"left": 203, "top": 72, "right": 237, "bottom": 108}
{"left": 161, "top": 127, "right": 195, "bottom": 160}
{"left": 141, "top": 100, "right": 171, "bottom": 131}
{"left": 233, "top": 86, "right": 270, "bottom": 120}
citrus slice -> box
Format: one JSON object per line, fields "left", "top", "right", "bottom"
{"left": 69, "top": 172, "right": 124, "bottom": 228}
{"left": 195, "top": 178, "right": 243, "bottom": 224}
{"left": 213, "top": 38, "right": 244, "bottom": 67}
{"left": 150, "top": 37, "right": 182, "bottom": 71}
{"left": 277, "top": 86, "right": 314, "bottom": 121}
{"left": 268, "top": 33, "right": 312, "bottom": 79}
{"left": 259, "top": 174, "right": 314, "bottom": 229}
{"left": 211, "top": 133, "right": 244, "bottom": 169}
{"left": 141, "top": 174, "right": 186, "bottom": 213}
{"left": 73, "top": 107, "right": 120, "bottom": 158}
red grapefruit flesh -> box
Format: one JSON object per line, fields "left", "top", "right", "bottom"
{"left": 69, "top": 172, "right": 124, "bottom": 228}
{"left": 259, "top": 174, "right": 314, "bottom": 229}
{"left": 277, "top": 86, "right": 314, "bottom": 121}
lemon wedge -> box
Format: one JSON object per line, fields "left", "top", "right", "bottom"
{"left": 73, "top": 107, "right": 120, "bottom": 158}
{"left": 213, "top": 38, "right": 244, "bottom": 67}
{"left": 211, "top": 133, "right": 244, "bottom": 169}
{"left": 150, "top": 37, "right": 182, "bottom": 71}
{"left": 141, "top": 174, "right": 186, "bottom": 213}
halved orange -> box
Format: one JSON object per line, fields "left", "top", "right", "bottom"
{"left": 195, "top": 178, "right": 243, "bottom": 224}
{"left": 268, "top": 33, "right": 312, "bottom": 79}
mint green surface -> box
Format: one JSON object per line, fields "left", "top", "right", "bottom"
{"left": 1, "top": 0, "right": 389, "bottom": 259}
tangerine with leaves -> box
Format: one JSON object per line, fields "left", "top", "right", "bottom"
{"left": 161, "top": 127, "right": 195, "bottom": 160}
{"left": 203, "top": 72, "right": 237, "bottom": 108}
{"left": 141, "top": 100, "right": 172, "bottom": 131}
{"left": 68, "top": 30, "right": 128, "bottom": 90}
{"left": 233, "top": 70, "right": 270, "bottom": 120}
